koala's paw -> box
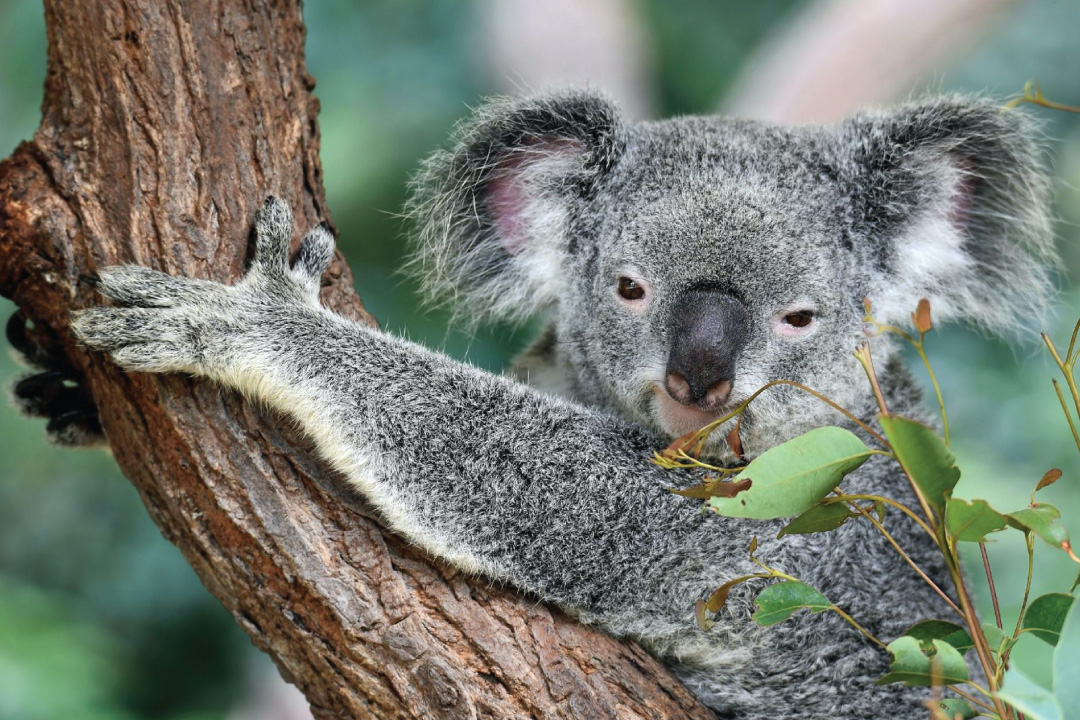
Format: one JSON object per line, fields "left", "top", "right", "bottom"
{"left": 7, "top": 310, "right": 105, "bottom": 446}
{"left": 72, "top": 196, "right": 335, "bottom": 377}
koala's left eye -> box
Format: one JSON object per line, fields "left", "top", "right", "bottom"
{"left": 783, "top": 311, "right": 814, "bottom": 328}
{"left": 617, "top": 277, "right": 646, "bottom": 301}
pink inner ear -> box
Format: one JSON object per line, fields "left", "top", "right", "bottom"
{"left": 486, "top": 138, "right": 587, "bottom": 256}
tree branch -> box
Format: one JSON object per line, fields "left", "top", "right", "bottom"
{"left": 0, "top": 1, "right": 714, "bottom": 718}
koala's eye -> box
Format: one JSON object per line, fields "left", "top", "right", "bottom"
{"left": 617, "top": 277, "right": 646, "bottom": 301}
{"left": 783, "top": 311, "right": 814, "bottom": 328}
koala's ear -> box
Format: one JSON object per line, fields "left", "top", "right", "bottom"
{"left": 406, "top": 89, "right": 624, "bottom": 324}
{"left": 839, "top": 96, "right": 1056, "bottom": 335}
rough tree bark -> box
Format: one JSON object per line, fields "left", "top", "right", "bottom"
{"left": 0, "top": 2, "right": 715, "bottom": 718}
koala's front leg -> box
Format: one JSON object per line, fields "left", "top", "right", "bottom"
{"left": 72, "top": 197, "right": 722, "bottom": 612}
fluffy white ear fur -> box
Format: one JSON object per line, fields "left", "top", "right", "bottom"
{"left": 870, "top": 161, "right": 979, "bottom": 327}
{"left": 850, "top": 99, "right": 1056, "bottom": 337}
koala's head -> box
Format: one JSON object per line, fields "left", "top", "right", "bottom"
{"left": 408, "top": 90, "right": 1054, "bottom": 459}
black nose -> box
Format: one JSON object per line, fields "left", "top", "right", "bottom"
{"left": 664, "top": 289, "right": 750, "bottom": 411}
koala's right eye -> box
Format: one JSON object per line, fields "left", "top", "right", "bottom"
{"left": 617, "top": 277, "right": 646, "bottom": 301}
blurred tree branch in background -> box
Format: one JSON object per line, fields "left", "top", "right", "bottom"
{"left": 0, "top": 1, "right": 714, "bottom": 718}
{"left": 723, "top": 0, "right": 1016, "bottom": 122}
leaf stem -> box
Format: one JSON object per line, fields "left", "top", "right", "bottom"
{"left": 1050, "top": 379, "right": 1080, "bottom": 457}
{"left": 714, "top": 379, "right": 891, "bottom": 448}
{"left": 980, "top": 543, "right": 1003, "bottom": 630}
{"left": 864, "top": 322, "right": 950, "bottom": 444}
{"left": 949, "top": 685, "right": 997, "bottom": 714}
{"left": 853, "top": 343, "right": 938, "bottom": 529}
{"left": 845, "top": 500, "right": 963, "bottom": 618}
{"left": 828, "top": 493, "right": 936, "bottom": 541}
{"left": 915, "top": 341, "right": 950, "bottom": 446}
{"left": 1010, "top": 92, "right": 1080, "bottom": 115}
{"left": 1002, "top": 534, "right": 1035, "bottom": 670}
{"left": 1065, "top": 317, "right": 1080, "bottom": 365}
{"left": 830, "top": 604, "right": 888, "bottom": 649}
{"left": 945, "top": 551, "right": 1007, "bottom": 718}
{"left": 654, "top": 378, "right": 892, "bottom": 473}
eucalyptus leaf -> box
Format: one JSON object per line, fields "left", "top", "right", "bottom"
{"left": 879, "top": 416, "right": 959, "bottom": 512}
{"left": 904, "top": 619, "right": 974, "bottom": 654}
{"left": 877, "top": 636, "right": 969, "bottom": 686}
{"left": 751, "top": 581, "right": 831, "bottom": 627}
{"left": 945, "top": 498, "right": 1007, "bottom": 542}
{"left": 982, "top": 622, "right": 1008, "bottom": 654}
{"left": 777, "top": 502, "right": 854, "bottom": 538}
{"left": 1052, "top": 594, "right": 1080, "bottom": 712}
{"left": 1021, "top": 593, "right": 1075, "bottom": 646}
{"left": 932, "top": 698, "right": 977, "bottom": 720}
{"left": 694, "top": 599, "right": 712, "bottom": 631}
{"left": 704, "top": 574, "right": 761, "bottom": 614}
{"left": 709, "top": 427, "right": 872, "bottom": 519}
{"left": 998, "top": 668, "right": 1062, "bottom": 720}
{"left": 1035, "top": 469, "right": 1063, "bottom": 495}
{"left": 1006, "top": 503, "right": 1071, "bottom": 553}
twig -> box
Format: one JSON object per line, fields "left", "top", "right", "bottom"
{"left": 950, "top": 685, "right": 997, "bottom": 714}
{"left": 980, "top": 543, "right": 1003, "bottom": 630}
{"left": 827, "top": 493, "right": 936, "bottom": 541}
{"left": 846, "top": 501, "right": 963, "bottom": 618}
{"left": 853, "top": 343, "right": 937, "bottom": 527}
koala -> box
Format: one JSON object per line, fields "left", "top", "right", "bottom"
{"left": 38, "top": 89, "right": 1055, "bottom": 718}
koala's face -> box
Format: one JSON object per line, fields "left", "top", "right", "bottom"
{"left": 410, "top": 91, "right": 1053, "bottom": 460}
{"left": 558, "top": 120, "right": 871, "bottom": 455}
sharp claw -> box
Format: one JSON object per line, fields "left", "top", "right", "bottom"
{"left": 5, "top": 310, "right": 29, "bottom": 351}
{"left": 46, "top": 410, "right": 105, "bottom": 447}
{"left": 14, "top": 370, "right": 67, "bottom": 396}
{"left": 6, "top": 310, "right": 71, "bottom": 371}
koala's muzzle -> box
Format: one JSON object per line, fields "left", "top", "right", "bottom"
{"left": 664, "top": 289, "right": 749, "bottom": 411}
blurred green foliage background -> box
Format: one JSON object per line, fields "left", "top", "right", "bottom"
{"left": 1, "top": 1, "right": 1078, "bottom": 717}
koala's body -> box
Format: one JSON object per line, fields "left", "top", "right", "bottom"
{"left": 31, "top": 90, "right": 1052, "bottom": 718}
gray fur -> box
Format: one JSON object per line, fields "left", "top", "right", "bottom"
{"left": 70, "top": 90, "right": 1054, "bottom": 719}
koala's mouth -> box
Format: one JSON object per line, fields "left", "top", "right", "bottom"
{"left": 651, "top": 385, "right": 733, "bottom": 439}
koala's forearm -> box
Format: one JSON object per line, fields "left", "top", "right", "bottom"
{"left": 218, "top": 301, "right": 737, "bottom": 614}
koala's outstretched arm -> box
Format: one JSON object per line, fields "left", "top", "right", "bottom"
{"left": 71, "top": 197, "right": 733, "bottom": 622}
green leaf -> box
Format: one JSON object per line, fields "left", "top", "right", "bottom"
{"left": 945, "top": 498, "right": 1007, "bottom": 542}
{"left": 903, "top": 619, "right": 974, "bottom": 654}
{"left": 998, "top": 668, "right": 1062, "bottom": 720}
{"left": 879, "top": 415, "right": 959, "bottom": 512}
{"left": 982, "top": 622, "right": 1009, "bottom": 653}
{"left": 932, "top": 698, "right": 977, "bottom": 720}
{"left": 709, "top": 427, "right": 872, "bottom": 519}
{"left": 877, "top": 636, "right": 969, "bottom": 686}
{"left": 751, "top": 581, "right": 831, "bottom": 627}
{"left": 1052, "top": 594, "right": 1080, "bottom": 712}
{"left": 1021, "top": 593, "right": 1075, "bottom": 645}
{"left": 777, "top": 502, "right": 854, "bottom": 538}
{"left": 1006, "top": 503, "right": 1071, "bottom": 553}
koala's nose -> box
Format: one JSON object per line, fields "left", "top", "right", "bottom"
{"left": 665, "top": 371, "right": 732, "bottom": 409}
{"left": 664, "top": 288, "right": 750, "bottom": 411}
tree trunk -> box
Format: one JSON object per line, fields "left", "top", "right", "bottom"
{"left": 0, "top": 2, "right": 715, "bottom": 718}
